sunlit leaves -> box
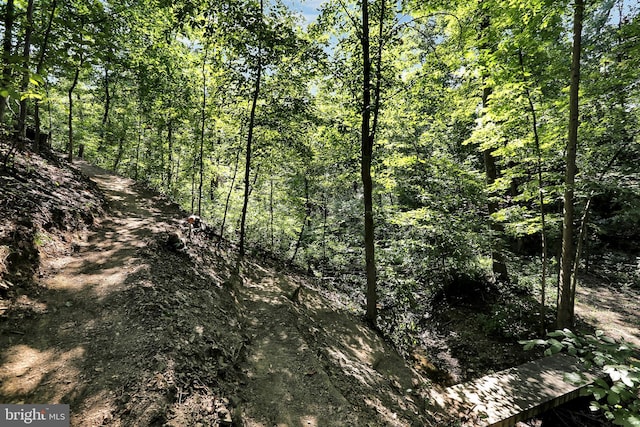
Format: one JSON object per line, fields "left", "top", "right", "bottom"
{"left": 521, "top": 329, "right": 640, "bottom": 426}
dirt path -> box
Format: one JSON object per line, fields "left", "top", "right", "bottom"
{"left": 575, "top": 276, "right": 640, "bottom": 347}
{"left": 235, "top": 268, "right": 435, "bottom": 426}
{"left": 1, "top": 161, "right": 200, "bottom": 425}
{"left": 0, "top": 160, "right": 439, "bottom": 426}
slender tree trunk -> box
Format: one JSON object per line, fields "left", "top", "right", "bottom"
{"left": 34, "top": 0, "right": 57, "bottom": 151}
{"left": 557, "top": 0, "right": 584, "bottom": 329}
{"left": 534, "top": 119, "right": 548, "bottom": 335}
{"left": 99, "top": 58, "right": 111, "bottom": 152}
{"left": 239, "top": 0, "right": 264, "bottom": 257}
{"left": 17, "top": 0, "right": 35, "bottom": 142}
{"left": 167, "top": 119, "right": 173, "bottom": 190}
{"left": 198, "top": 48, "right": 208, "bottom": 217}
{"left": 569, "top": 197, "right": 590, "bottom": 320}
{"left": 0, "top": 0, "right": 15, "bottom": 124}
{"left": 290, "top": 176, "right": 311, "bottom": 265}
{"left": 568, "top": 145, "right": 626, "bottom": 320}
{"left": 519, "top": 50, "right": 549, "bottom": 333}
{"left": 113, "top": 135, "right": 124, "bottom": 171}
{"left": 220, "top": 145, "right": 242, "bottom": 243}
{"left": 134, "top": 113, "right": 142, "bottom": 180}
{"left": 191, "top": 153, "right": 197, "bottom": 213}
{"left": 67, "top": 63, "right": 81, "bottom": 162}
{"left": 322, "top": 194, "right": 328, "bottom": 267}
{"left": 361, "top": 0, "right": 377, "bottom": 326}
{"left": 269, "top": 178, "right": 275, "bottom": 251}
{"left": 157, "top": 125, "right": 164, "bottom": 185}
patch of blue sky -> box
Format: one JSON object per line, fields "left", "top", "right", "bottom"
{"left": 282, "top": 0, "right": 327, "bottom": 25}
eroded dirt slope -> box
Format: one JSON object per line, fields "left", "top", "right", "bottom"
{"left": 0, "top": 150, "right": 441, "bottom": 426}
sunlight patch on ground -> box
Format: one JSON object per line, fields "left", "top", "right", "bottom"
{"left": 71, "top": 390, "right": 117, "bottom": 426}
{"left": 326, "top": 346, "right": 377, "bottom": 387}
{"left": 14, "top": 294, "right": 48, "bottom": 314}
{"left": 0, "top": 345, "right": 85, "bottom": 399}
{"left": 576, "top": 283, "right": 640, "bottom": 347}
{"left": 364, "top": 396, "right": 411, "bottom": 427}
{"left": 44, "top": 264, "right": 142, "bottom": 297}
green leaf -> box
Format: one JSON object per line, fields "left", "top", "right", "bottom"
{"left": 608, "top": 368, "right": 622, "bottom": 382}
{"left": 621, "top": 375, "right": 634, "bottom": 388}
{"left": 608, "top": 391, "right": 621, "bottom": 406}
{"left": 520, "top": 339, "right": 547, "bottom": 351}
{"left": 611, "top": 383, "right": 626, "bottom": 394}
{"left": 548, "top": 338, "right": 563, "bottom": 354}
{"left": 618, "top": 414, "right": 640, "bottom": 427}
{"left": 594, "top": 355, "right": 607, "bottom": 366}
{"left": 20, "top": 92, "right": 43, "bottom": 101}
{"left": 592, "top": 387, "right": 608, "bottom": 401}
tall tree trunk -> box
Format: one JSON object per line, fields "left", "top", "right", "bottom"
{"left": 220, "top": 145, "right": 241, "bottom": 243}
{"left": 519, "top": 50, "right": 549, "bottom": 333}
{"left": 191, "top": 153, "right": 197, "bottom": 213}
{"left": 322, "top": 194, "right": 328, "bottom": 268}
{"left": 533, "top": 103, "right": 549, "bottom": 335}
{"left": 0, "top": 0, "right": 15, "bottom": 124}
{"left": 99, "top": 57, "right": 111, "bottom": 152}
{"left": 269, "top": 178, "right": 275, "bottom": 251}
{"left": 34, "top": 0, "right": 57, "bottom": 151}
{"left": 557, "top": 0, "right": 584, "bottom": 330}
{"left": 67, "top": 62, "right": 81, "bottom": 162}
{"left": 157, "top": 125, "right": 164, "bottom": 185}
{"left": 167, "top": 119, "right": 173, "bottom": 190}
{"left": 239, "top": 0, "right": 264, "bottom": 257}
{"left": 198, "top": 48, "right": 208, "bottom": 217}
{"left": 17, "top": 0, "right": 35, "bottom": 142}
{"left": 134, "top": 112, "right": 142, "bottom": 180}
{"left": 290, "top": 176, "right": 311, "bottom": 265}
{"left": 482, "top": 87, "right": 509, "bottom": 282}
{"left": 361, "top": 0, "right": 377, "bottom": 326}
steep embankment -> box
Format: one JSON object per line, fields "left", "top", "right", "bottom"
{"left": 0, "top": 149, "right": 442, "bottom": 426}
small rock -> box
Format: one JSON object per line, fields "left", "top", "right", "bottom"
{"left": 165, "top": 232, "right": 185, "bottom": 251}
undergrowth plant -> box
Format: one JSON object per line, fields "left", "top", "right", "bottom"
{"left": 521, "top": 329, "right": 640, "bottom": 426}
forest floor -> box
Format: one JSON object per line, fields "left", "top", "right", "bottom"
{"left": 1, "top": 146, "right": 638, "bottom": 426}
{"left": 0, "top": 148, "right": 441, "bottom": 426}
{"left": 575, "top": 274, "right": 640, "bottom": 347}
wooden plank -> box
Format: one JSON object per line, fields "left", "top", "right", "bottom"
{"left": 431, "top": 353, "right": 600, "bottom": 427}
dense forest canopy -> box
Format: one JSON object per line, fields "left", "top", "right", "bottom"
{"left": 1, "top": 0, "right": 639, "bottom": 334}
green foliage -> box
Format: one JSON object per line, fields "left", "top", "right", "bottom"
{"left": 478, "top": 297, "right": 543, "bottom": 340}
{"left": 521, "top": 329, "right": 640, "bottom": 425}
{"left": 2, "top": 0, "right": 639, "bottom": 361}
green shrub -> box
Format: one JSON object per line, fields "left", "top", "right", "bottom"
{"left": 521, "top": 329, "right": 640, "bottom": 426}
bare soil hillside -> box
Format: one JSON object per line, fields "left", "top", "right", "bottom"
{"left": 2, "top": 147, "right": 637, "bottom": 426}
{"left": 0, "top": 148, "right": 443, "bottom": 426}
